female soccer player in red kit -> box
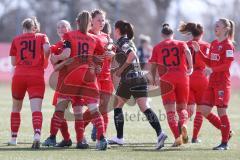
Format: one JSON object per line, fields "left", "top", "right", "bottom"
{"left": 149, "top": 24, "right": 193, "bottom": 147}
{"left": 49, "top": 11, "right": 108, "bottom": 150}
{"left": 179, "top": 22, "right": 210, "bottom": 143}
{"left": 42, "top": 20, "right": 72, "bottom": 147}
{"left": 9, "top": 17, "right": 50, "bottom": 149}
{"left": 192, "top": 18, "right": 235, "bottom": 150}
{"left": 82, "top": 9, "right": 114, "bottom": 141}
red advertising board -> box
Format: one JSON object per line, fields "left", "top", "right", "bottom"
{"left": 0, "top": 43, "right": 240, "bottom": 90}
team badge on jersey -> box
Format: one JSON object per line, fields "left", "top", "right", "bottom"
{"left": 226, "top": 50, "right": 234, "bottom": 58}
{"left": 218, "top": 45, "right": 222, "bottom": 51}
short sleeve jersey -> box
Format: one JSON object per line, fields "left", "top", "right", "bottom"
{"left": 9, "top": 32, "right": 49, "bottom": 76}
{"left": 208, "top": 39, "right": 234, "bottom": 87}
{"left": 149, "top": 39, "right": 189, "bottom": 76}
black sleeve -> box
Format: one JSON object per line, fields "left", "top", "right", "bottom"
{"left": 63, "top": 40, "right": 71, "bottom": 49}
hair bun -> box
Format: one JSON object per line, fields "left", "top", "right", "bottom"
{"left": 162, "top": 23, "right": 170, "bottom": 28}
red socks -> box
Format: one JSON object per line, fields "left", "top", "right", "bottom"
{"left": 177, "top": 109, "right": 188, "bottom": 127}
{"left": 166, "top": 111, "right": 180, "bottom": 139}
{"left": 50, "top": 111, "right": 64, "bottom": 136}
{"left": 83, "top": 110, "right": 92, "bottom": 128}
{"left": 102, "top": 113, "right": 109, "bottom": 132}
{"left": 192, "top": 112, "right": 203, "bottom": 139}
{"left": 220, "top": 115, "right": 230, "bottom": 143}
{"left": 32, "top": 111, "right": 43, "bottom": 135}
{"left": 206, "top": 113, "right": 221, "bottom": 130}
{"left": 11, "top": 112, "right": 21, "bottom": 138}
{"left": 83, "top": 110, "right": 109, "bottom": 133}
{"left": 91, "top": 112, "right": 105, "bottom": 140}
{"left": 75, "top": 120, "right": 84, "bottom": 142}
{"left": 60, "top": 119, "right": 70, "bottom": 141}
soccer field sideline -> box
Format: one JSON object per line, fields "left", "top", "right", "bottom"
{"left": 0, "top": 84, "right": 239, "bottom": 160}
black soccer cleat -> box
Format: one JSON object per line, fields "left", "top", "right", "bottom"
{"left": 55, "top": 139, "right": 72, "bottom": 147}
{"left": 213, "top": 143, "right": 229, "bottom": 150}
{"left": 191, "top": 138, "right": 202, "bottom": 143}
{"left": 42, "top": 136, "right": 56, "bottom": 147}
{"left": 76, "top": 141, "right": 89, "bottom": 149}
{"left": 31, "top": 141, "right": 40, "bottom": 149}
{"left": 91, "top": 126, "right": 97, "bottom": 142}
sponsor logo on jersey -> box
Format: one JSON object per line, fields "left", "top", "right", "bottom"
{"left": 210, "top": 53, "right": 220, "bottom": 61}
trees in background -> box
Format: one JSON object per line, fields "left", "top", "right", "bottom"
{"left": 0, "top": 0, "right": 239, "bottom": 49}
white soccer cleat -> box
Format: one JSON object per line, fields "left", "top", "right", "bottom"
{"left": 8, "top": 138, "right": 17, "bottom": 146}
{"left": 156, "top": 132, "right": 168, "bottom": 150}
{"left": 33, "top": 133, "right": 41, "bottom": 142}
{"left": 108, "top": 136, "right": 124, "bottom": 145}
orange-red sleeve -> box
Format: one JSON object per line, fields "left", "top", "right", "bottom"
{"left": 212, "top": 44, "right": 234, "bottom": 72}
{"left": 149, "top": 46, "right": 158, "bottom": 63}
{"left": 9, "top": 39, "right": 17, "bottom": 56}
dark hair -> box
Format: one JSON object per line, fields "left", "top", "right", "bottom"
{"left": 22, "top": 17, "right": 40, "bottom": 32}
{"left": 102, "top": 20, "right": 111, "bottom": 35}
{"left": 76, "top": 11, "right": 91, "bottom": 34}
{"left": 91, "top": 9, "right": 106, "bottom": 19}
{"left": 178, "top": 21, "right": 203, "bottom": 37}
{"left": 115, "top": 20, "right": 134, "bottom": 39}
{"left": 161, "top": 23, "right": 173, "bottom": 35}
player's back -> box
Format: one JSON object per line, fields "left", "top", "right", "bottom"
{"left": 154, "top": 39, "right": 188, "bottom": 74}
{"left": 187, "top": 40, "right": 210, "bottom": 71}
{"left": 63, "top": 30, "right": 98, "bottom": 58}
{"left": 10, "top": 32, "right": 48, "bottom": 76}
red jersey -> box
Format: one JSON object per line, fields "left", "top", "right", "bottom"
{"left": 93, "top": 32, "right": 111, "bottom": 79}
{"left": 9, "top": 33, "right": 49, "bottom": 76}
{"left": 63, "top": 30, "right": 104, "bottom": 60}
{"left": 200, "top": 39, "right": 234, "bottom": 87}
{"left": 149, "top": 39, "right": 189, "bottom": 76}
{"left": 51, "top": 41, "right": 64, "bottom": 55}
{"left": 187, "top": 39, "right": 210, "bottom": 71}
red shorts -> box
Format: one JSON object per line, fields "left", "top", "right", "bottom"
{"left": 98, "top": 79, "right": 113, "bottom": 94}
{"left": 56, "top": 93, "right": 85, "bottom": 107}
{"left": 52, "top": 92, "right": 59, "bottom": 106}
{"left": 161, "top": 73, "right": 189, "bottom": 105}
{"left": 12, "top": 75, "right": 45, "bottom": 100}
{"left": 201, "top": 85, "right": 230, "bottom": 108}
{"left": 188, "top": 71, "right": 209, "bottom": 105}
{"left": 56, "top": 67, "right": 99, "bottom": 106}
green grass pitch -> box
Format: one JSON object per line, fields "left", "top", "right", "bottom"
{"left": 0, "top": 83, "right": 239, "bottom": 160}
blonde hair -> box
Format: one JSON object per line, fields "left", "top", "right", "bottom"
{"left": 219, "top": 18, "right": 235, "bottom": 41}
{"left": 57, "top": 20, "right": 72, "bottom": 30}
{"left": 22, "top": 17, "right": 40, "bottom": 32}
{"left": 76, "top": 11, "right": 92, "bottom": 34}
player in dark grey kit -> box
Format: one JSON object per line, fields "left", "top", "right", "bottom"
{"left": 109, "top": 20, "right": 167, "bottom": 150}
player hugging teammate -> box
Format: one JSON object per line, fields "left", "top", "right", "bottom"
{"left": 8, "top": 9, "right": 235, "bottom": 151}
